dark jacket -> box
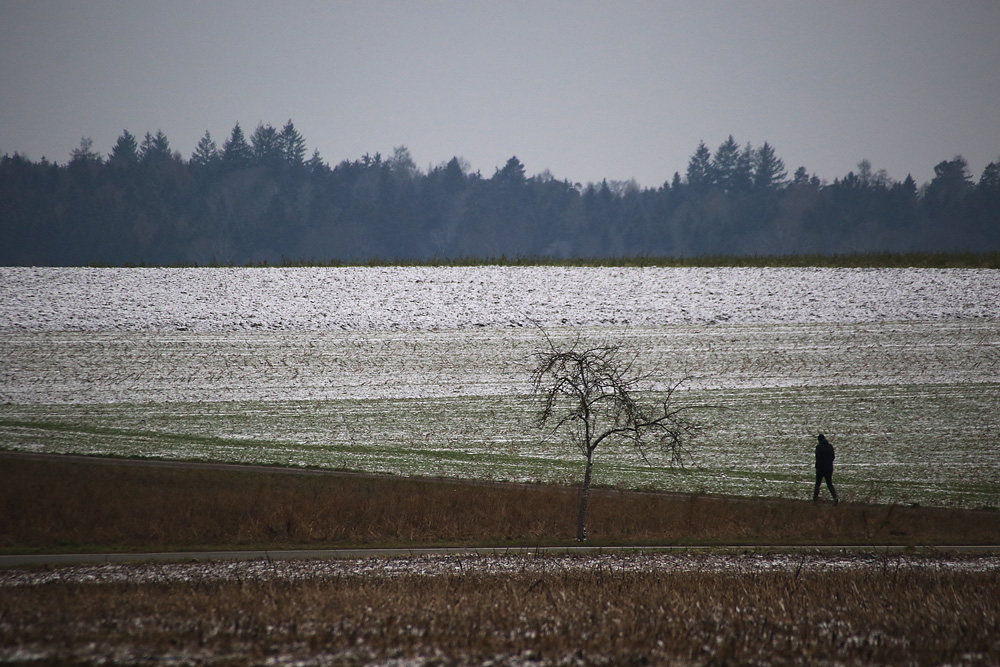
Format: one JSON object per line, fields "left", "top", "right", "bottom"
{"left": 815, "top": 435, "right": 835, "bottom": 474}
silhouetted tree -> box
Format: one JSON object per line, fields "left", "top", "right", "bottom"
{"left": 925, "top": 156, "right": 973, "bottom": 212}
{"left": 70, "top": 137, "right": 102, "bottom": 164}
{"left": 279, "top": 120, "right": 307, "bottom": 167}
{"left": 306, "top": 148, "right": 329, "bottom": 175}
{"left": 686, "top": 141, "right": 712, "bottom": 193}
{"left": 251, "top": 123, "right": 282, "bottom": 168}
{"left": 190, "top": 131, "right": 220, "bottom": 169}
{"left": 495, "top": 156, "right": 527, "bottom": 188}
{"left": 979, "top": 160, "right": 1000, "bottom": 195}
{"left": 753, "top": 142, "right": 788, "bottom": 190}
{"left": 711, "top": 135, "right": 743, "bottom": 193}
{"left": 222, "top": 123, "right": 252, "bottom": 169}
{"left": 388, "top": 145, "right": 418, "bottom": 180}
{"left": 531, "top": 332, "right": 701, "bottom": 541}
{"left": 139, "top": 131, "right": 172, "bottom": 165}
{"left": 108, "top": 131, "right": 139, "bottom": 166}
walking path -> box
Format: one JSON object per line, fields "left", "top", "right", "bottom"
{"left": 4, "top": 545, "right": 999, "bottom": 568}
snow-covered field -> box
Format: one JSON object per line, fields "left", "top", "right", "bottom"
{"left": 1, "top": 267, "right": 998, "bottom": 508}
{"left": 2, "top": 266, "right": 998, "bottom": 331}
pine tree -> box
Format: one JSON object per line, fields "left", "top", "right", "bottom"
{"left": 279, "top": 120, "right": 307, "bottom": 167}
{"left": 711, "top": 135, "right": 741, "bottom": 192}
{"left": 925, "top": 156, "right": 973, "bottom": 212}
{"left": 108, "top": 130, "right": 139, "bottom": 166}
{"left": 753, "top": 142, "right": 788, "bottom": 190}
{"left": 70, "top": 137, "right": 102, "bottom": 164}
{"left": 978, "top": 160, "right": 1000, "bottom": 195}
{"left": 306, "top": 148, "right": 328, "bottom": 174}
{"left": 685, "top": 141, "right": 712, "bottom": 192}
{"left": 139, "top": 130, "right": 172, "bottom": 165}
{"left": 222, "top": 123, "right": 252, "bottom": 169}
{"left": 495, "top": 156, "right": 526, "bottom": 187}
{"left": 733, "top": 143, "right": 755, "bottom": 192}
{"left": 190, "top": 130, "right": 220, "bottom": 169}
{"left": 251, "top": 123, "right": 282, "bottom": 167}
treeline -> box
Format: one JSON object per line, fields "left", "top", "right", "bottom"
{"left": 1, "top": 121, "right": 998, "bottom": 265}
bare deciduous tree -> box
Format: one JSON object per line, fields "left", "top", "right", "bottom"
{"left": 531, "top": 333, "right": 702, "bottom": 541}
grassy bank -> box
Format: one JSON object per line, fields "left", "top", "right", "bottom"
{"left": 417, "top": 251, "right": 1000, "bottom": 268}
{"left": 131, "top": 250, "right": 1000, "bottom": 268}
{"left": 2, "top": 454, "right": 998, "bottom": 553}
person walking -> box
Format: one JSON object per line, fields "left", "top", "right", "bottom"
{"left": 814, "top": 433, "right": 839, "bottom": 505}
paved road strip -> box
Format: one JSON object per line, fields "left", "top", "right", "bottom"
{"left": 4, "top": 545, "right": 999, "bottom": 568}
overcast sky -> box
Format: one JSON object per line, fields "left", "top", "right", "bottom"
{"left": 2, "top": 1, "right": 998, "bottom": 188}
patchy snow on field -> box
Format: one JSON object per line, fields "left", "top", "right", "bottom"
{"left": 3, "top": 552, "right": 998, "bottom": 588}
{"left": 2, "top": 266, "right": 998, "bottom": 509}
{"left": 2, "top": 266, "right": 998, "bottom": 332}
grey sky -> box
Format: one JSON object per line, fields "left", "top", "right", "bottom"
{"left": 2, "top": 0, "right": 998, "bottom": 188}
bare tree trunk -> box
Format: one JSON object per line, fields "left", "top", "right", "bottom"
{"left": 576, "top": 449, "right": 595, "bottom": 542}
{"left": 532, "top": 336, "right": 703, "bottom": 541}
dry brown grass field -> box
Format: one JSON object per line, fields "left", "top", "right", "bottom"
{"left": 3, "top": 453, "right": 1000, "bottom": 666}
{"left": 3, "top": 557, "right": 999, "bottom": 666}
{"left": 2, "top": 453, "right": 1000, "bottom": 551}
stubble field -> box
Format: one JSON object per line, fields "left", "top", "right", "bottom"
{"left": 3, "top": 551, "right": 1000, "bottom": 666}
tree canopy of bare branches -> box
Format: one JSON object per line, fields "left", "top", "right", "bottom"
{"left": 531, "top": 333, "right": 702, "bottom": 541}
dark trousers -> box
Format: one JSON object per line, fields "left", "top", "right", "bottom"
{"left": 814, "top": 469, "right": 837, "bottom": 501}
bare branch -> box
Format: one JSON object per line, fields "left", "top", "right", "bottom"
{"left": 529, "top": 330, "right": 705, "bottom": 541}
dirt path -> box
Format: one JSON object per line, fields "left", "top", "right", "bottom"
{"left": 5, "top": 544, "right": 1000, "bottom": 569}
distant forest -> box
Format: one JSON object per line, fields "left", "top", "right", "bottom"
{"left": 1, "top": 121, "right": 998, "bottom": 265}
